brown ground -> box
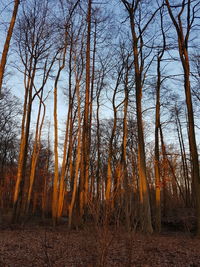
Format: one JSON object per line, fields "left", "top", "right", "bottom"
{"left": 0, "top": 224, "right": 199, "bottom": 267}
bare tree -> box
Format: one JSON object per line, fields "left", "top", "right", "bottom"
{"left": 12, "top": 0, "right": 56, "bottom": 223}
{"left": 120, "top": 0, "right": 160, "bottom": 233}
{"left": 165, "top": 0, "right": 200, "bottom": 236}
{"left": 0, "top": 89, "right": 21, "bottom": 223}
{"left": 52, "top": 36, "right": 68, "bottom": 226}
{"left": 154, "top": 4, "right": 166, "bottom": 233}
{"left": 80, "top": 0, "right": 92, "bottom": 217}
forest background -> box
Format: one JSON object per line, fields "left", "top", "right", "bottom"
{"left": 0, "top": 0, "right": 200, "bottom": 237}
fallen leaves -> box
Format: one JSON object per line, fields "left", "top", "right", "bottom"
{"left": 0, "top": 225, "right": 199, "bottom": 266}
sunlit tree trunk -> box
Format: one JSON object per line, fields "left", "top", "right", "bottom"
{"left": 52, "top": 44, "right": 67, "bottom": 226}
{"left": 11, "top": 0, "right": 57, "bottom": 223}
{"left": 120, "top": 52, "right": 133, "bottom": 230}
{"left": 68, "top": 65, "right": 82, "bottom": 229}
{"left": 0, "top": 0, "right": 20, "bottom": 95}
{"left": 25, "top": 91, "right": 45, "bottom": 215}
{"left": 57, "top": 41, "right": 74, "bottom": 220}
{"left": 56, "top": 1, "right": 80, "bottom": 222}
{"left": 165, "top": 0, "right": 200, "bottom": 236}
{"left": 12, "top": 60, "right": 36, "bottom": 223}
{"left": 121, "top": 0, "right": 156, "bottom": 233}
{"left": 57, "top": 100, "right": 70, "bottom": 221}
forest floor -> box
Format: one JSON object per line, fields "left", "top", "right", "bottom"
{"left": 0, "top": 221, "right": 200, "bottom": 267}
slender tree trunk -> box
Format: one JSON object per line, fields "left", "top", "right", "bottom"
{"left": 88, "top": 20, "right": 97, "bottom": 203}
{"left": 12, "top": 62, "right": 36, "bottom": 223}
{"left": 159, "top": 125, "right": 168, "bottom": 217}
{"left": 96, "top": 84, "right": 101, "bottom": 201}
{"left": 95, "top": 64, "right": 105, "bottom": 205}
{"left": 57, "top": 37, "right": 76, "bottom": 221}
{"left": 105, "top": 72, "right": 122, "bottom": 202}
{"left": 177, "top": 115, "right": 190, "bottom": 205}
{"left": 42, "top": 123, "right": 51, "bottom": 220}
{"left": 52, "top": 45, "right": 67, "bottom": 226}
{"left": 154, "top": 54, "right": 162, "bottom": 233}
{"left": 121, "top": 58, "right": 131, "bottom": 230}
{"left": 25, "top": 91, "right": 45, "bottom": 215}
{"left": 52, "top": 72, "right": 59, "bottom": 226}
{"left": 81, "top": 0, "right": 92, "bottom": 211}
{"left": 68, "top": 76, "right": 82, "bottom": 229}
{"left": 0, "top": 0, "right": 20, "bottom": 95}
{"left": 175, "top": 111, "right": 190, "bottom": 206}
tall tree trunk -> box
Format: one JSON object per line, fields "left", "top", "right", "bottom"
{"left": 68, "top": 74, "right": 82, "bottom": 229}
{"left": 96, "top": 82, "right": 102, "bottom": 201}
{"left": 106, "top": 70, "right": 123, "bottom": 202}
{"left": 52, "top": 44, "right": 67, "bottom": 226}
{"left": 52, "top": 72, "right": 59, "bottom": 226}
{"left": 154, "top": 50, "right": 165, "bottom": 232}
{"left": 121, "top": 54, "right": 132, "bottom": 230}
{"left": 154, "top": 59, "right": 161, "bottom": 232}
{"left": 132, "top": 27, "right": 152, "bottom": 234}
{"left": 154, "top": 7, "right": 166, "bottom": 232}
{"left": 81, "top": 0, "right": 92, "bottom": 212}
{"left": 95, "top": 63, "right": 105, "bottom": 205}
{"left": 0, "top": 0, "right": 20, "bottom": 95}
{"left": 25, "top": 91, "right": 45, "bottom": 215}
{"left": 12, "top": 62, "right": 36, "bottom": 223}
{"left": 175, "top": 109, "right": 190, "bottom": 206}
{"left": 121, "top": 0, "right": 153, "bottom": 233}
{"left": 165, "top": 0, "right": 200, "bottom": 236}
{"left": 88, "top": 20, "right": 97, "bottom": 203}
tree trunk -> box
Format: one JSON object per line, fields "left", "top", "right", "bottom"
{"left": 25, "top": 91, "right": 45, "bottom": 215}
{"left": 165, "top": 0, "right": 200, "bottom": 236}
{"left": 121, "top": 0, "right": 153, "bottom": 233}
{"left": 81, "top": 0, "right": 92, "bottom": 211}
{"left": 68, "top": 75, "right": 82, "bottom": 229}
{"left": 121, "top": 57, "right": 130, "bottom": 230}
{"left": 132, "top": 26, "right": 153, "bottom": 234}
{"left": 0, "top": 0, "right": 20, "bottom": 94}
{"left": 12, "top": 62, "right": 36, "bottom": 223}
{"left": 52, "top": 45, "right": 67, "bottom": 226}
{"left": 155, "top": 54, "right": 162, "bottom": 233}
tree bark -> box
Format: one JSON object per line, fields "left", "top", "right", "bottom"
{"left": 12, "top": 60, "right": 36, "bottom": 223}
{"left": 25, "top": 91, "right": 45, "bottom": 215}
{"left": 0, "top": 0, "right": 20, "bottom": 94}
{"left": 165, "top": 0, "right": 200, "bottom": 236}
{"left": 81, "top": 0, "right": 92, "bottom": 211}
{"left": 68, "top": 69, "right": 82, "bottom": 229}
{"left": 121, "top": 0, "right": 153, "bottom": 233}
{"left": 52, "top": 44, "right": 67, "bottom": 226}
